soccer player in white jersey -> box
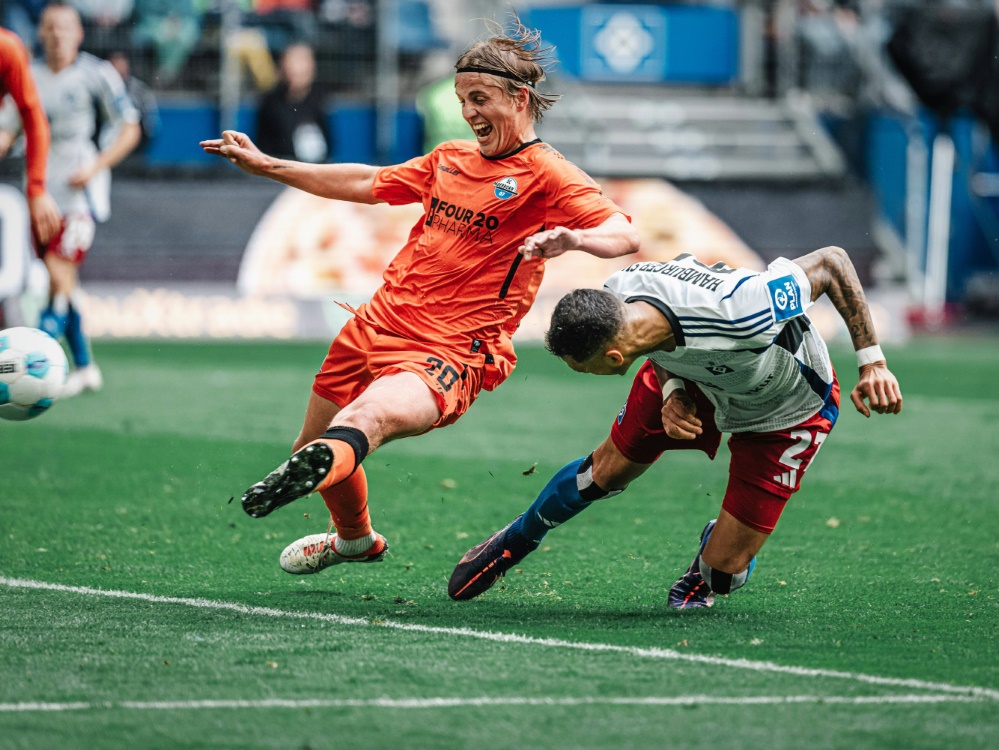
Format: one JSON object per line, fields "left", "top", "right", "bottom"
{"left": 0, "top": 2, "right": 140, "bottom": 396}
{"left": 449, "top": 246, "right": 902, "bottom": 607}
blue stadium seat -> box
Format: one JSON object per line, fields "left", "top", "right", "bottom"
{"left": 397, "top": 0, "right": 447, "bottom": 54}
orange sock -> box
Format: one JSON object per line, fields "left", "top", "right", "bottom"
{"left": 312, "top": 438, "right": 359, "bottom": 493}
{"left": 319, "top": 464, "right": 372, "bottom": 541}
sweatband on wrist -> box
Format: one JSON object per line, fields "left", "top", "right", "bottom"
{"left": 662, "top": 378, "right": 686, "bottom": 400}
{"left": 856, "top": 345, "right": 885, "bottom": 367}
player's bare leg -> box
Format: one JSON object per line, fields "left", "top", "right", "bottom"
{"left": 291, "top": 390, "right": 342, "bottom": 452}
{"left": 258, "top": 372, "right": 441, "bottom": 573}
{"left": 589, "top": 434, "right": 652, "bottom": 488}
{"left": 43, "top": 253, "right": 76, "bottom": 295}
{"left": 701, "top": 510, "right": 767, "bottom": 574}
{"left": 243, "top": 370, "right": 439, "bottom": 516}
{"left": 668, "top": 509, "right": 765, "bottom": 609}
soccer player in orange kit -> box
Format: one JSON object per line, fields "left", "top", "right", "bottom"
{"left": 0, "top": 27, "right": 61, "bottom": 263}
{"left": 201, "top": 19, "right": 640, "bottom": 574}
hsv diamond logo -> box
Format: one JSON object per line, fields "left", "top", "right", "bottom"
{"left": 592, "top": 12, "right": 656, "bottom": 74}
{"left": 767, "top": 275, "right": 803, "bottom": 321}
{"left": 705, "top": 364, "right": 734, "bottom": 375}
{"left": 493, "top": 177, "right": 518, "bottom": 200}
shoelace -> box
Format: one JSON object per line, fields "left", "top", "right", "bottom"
{"left": 318, "top": 515, "right": 336, "bottom": 564}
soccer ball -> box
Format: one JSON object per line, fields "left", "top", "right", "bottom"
{"left": 0, "top": 327, "right": 69, "bottom": 421}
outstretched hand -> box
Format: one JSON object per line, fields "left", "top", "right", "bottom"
{"left": 518, "top": 225, "right": 583, "bottom": 260}
{"left": 200, "top": 130, "right": 271, "bottom": 176}
{"left": 662, "top": 390, "right": 703, "bottom": 440}
{"left": 851, "top": 362, "right": 903, "bottom": 417}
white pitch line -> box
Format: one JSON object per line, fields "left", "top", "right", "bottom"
{"left": 2, "top": 576, "right": 996, "bottom": 702}
{"left": 0, "top": 694, "right": 984, "bottom": 714}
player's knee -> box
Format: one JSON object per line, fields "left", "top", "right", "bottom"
{"left": 577, "top": 453, "right": 625, "bottom": 501}
{"left": 698, "top": 557, "right": 751, "bottom": 595}
{"left": 343, "top": 380, "right": 439, "bottom": 443}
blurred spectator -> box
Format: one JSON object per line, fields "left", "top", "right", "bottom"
{"left": 839, "top": 0, "right": 915, "bottom": 115}
{"left": 796, "top": 0, "right": 917, "bottom": 175}
{"left": 71, "top": 0, "right": 133, "bottom": 27}
{"left": 131, "top": 0, "right": 204, "bottom": 87}
{"left": 71, "top": 0, "right": 134, "bottom": 60}
{"left": 255, "top": 42, "right": 328, "bottom": 162}
{"left": 225, "top": 9, "right": 279, "bottom": 93}
{"left": 318, "top": 0, "right": 372, "bottom": 27}
{"left": 246, "top": 0, "right": 317, "bottom": 54}
{"left": 107, "top": 49, "right": 159, "bottom": 153}
{"left": 796, "top": 0, "right": 861, "bottom": 97}
{"left": 2, "top": 0, "right": 47, "bottom": 53}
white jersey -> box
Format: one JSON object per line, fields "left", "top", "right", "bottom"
{"left": 30, "top": 52, "right": 138, "bottom": 220}
{"left": 604, "top": 254, "right": 835, "bottom": 433}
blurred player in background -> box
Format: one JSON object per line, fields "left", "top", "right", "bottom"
{"left": 202, "top": 19, "right": 639, "bottom": 577}
{"left": 0, "top": 2, "right": 140, "bottom": 396}
{"left": 0, "top": 26, "right": 61, "bottom": 327}
{"left": 450, "top": 245, "right": 902, "bottom": 607}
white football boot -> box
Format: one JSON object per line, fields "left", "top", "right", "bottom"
{"left": 62, "top": 364, "right": 103, "bottom": 398}
{"left": 279, "top": 532, "right": 389, "bottom": 574}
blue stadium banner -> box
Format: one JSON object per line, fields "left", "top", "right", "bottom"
{"left": 528, "top": 3, "right": 740, "bottom": 85}
{"left": 581, "top": 5, "right": 668, "bottom": 82}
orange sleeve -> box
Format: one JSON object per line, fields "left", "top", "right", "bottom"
{"left": 0, "top": 31, "right": 48, "bottom": 198}
{"left": 540, "top": 155, "right": 628, "bottom": 230}
{"left": 371, "top": 150, "right": 437, "bottom": 206}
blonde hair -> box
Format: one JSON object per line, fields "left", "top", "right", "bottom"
{"left": 455, "top": 17, "right": 560, "bottom": 123}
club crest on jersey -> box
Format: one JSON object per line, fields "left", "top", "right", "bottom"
{"left": 493, "top": 177, "right": 518, "bottom": 200}
{"left": 767, "top": 275, "right": 803, "bottom": 321}
{"left": 704, "top": 364, "right": 734, "bottom": 375}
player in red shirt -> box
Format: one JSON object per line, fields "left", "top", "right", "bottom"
{"left": 202, "top": 20, "right": 640, "bottom": 575}
{"left": 0, "top": 28, "right": 61, "bottom": 252}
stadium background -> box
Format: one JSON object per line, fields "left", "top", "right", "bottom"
{"left": 1, "top": 2, "right": 997, "bottom": 749}
{"left": 2, "top": 0, "right": 997, "bottom": 342}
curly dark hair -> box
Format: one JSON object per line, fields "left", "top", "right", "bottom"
{"left": 455, "top": 16, "right": 560, "bottom": 123}
{"left": 545, "top": 289, "right": 624, "bottom": 362}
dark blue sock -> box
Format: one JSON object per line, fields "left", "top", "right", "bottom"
{"left": 38, "top": 304, "right": 68, "bottom": 341}
{"left": 510, "top": 457, "right": 593, "bottom": 544}
{"left": 65, "top": 304, "right": 91, "bottom": 367}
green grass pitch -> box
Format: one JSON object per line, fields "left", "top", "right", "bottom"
{"left": 1, "top": 337, "right": 997, "bottom": 749}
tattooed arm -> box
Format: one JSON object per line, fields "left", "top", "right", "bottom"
{"left": 793, "top": 246, "right": 902, "bottom": 417}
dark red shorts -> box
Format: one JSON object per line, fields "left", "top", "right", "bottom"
{"left": 36, "top": 213, "right": 95, "bottom": 265}
{"left": 609, "top": 361, "right": 839, "bottom": 534}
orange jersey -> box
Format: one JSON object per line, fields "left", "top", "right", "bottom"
{"left": 368, "top": 139, "right": 627, "bottom": 355}
{"left": 0, "top": 28, "right": 49, "bottom": 198}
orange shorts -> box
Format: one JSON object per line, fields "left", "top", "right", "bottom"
{"left": 312, "top": 314, "right": 488, "bottom": 430}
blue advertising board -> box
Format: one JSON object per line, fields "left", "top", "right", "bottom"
{"left": 526, "top": 3, "right": 740, "bottom": 84}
